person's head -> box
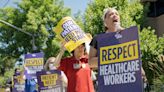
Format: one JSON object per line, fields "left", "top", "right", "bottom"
{"left": 71, "top": 43, "right": 86, "bottom": 58}
{"left": 103, "top": 7, "right": 121, "bottom": 32}
{"left": 14, "top": 68, "right": 21, "bottom": 74}
{"left": 45, "top": 57, "right": 56, "bottom": 70}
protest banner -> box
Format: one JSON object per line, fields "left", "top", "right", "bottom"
{"left": 36, "top": 70, "right": 64, "bottom": 92}
{"left": 24, "top": 52, "right": 44, "bottom": 79}
{"left": 54, "top": 17, "right": 90, "bottom": 52}
{"left": 97, "top": 26, "right": 143, "bottom": 92}
{"left": 13, "top": 72, "right": 25, "bottom": 92}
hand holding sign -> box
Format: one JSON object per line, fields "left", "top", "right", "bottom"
{"left": 54, "top": 17, "right": 91, "bottom": 52}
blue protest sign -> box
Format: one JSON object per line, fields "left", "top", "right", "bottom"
{"left": 97, "top": 26, "right": 143, "bottom": 92}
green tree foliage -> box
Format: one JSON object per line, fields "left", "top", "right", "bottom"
{"left": 84, "top": 0, "right": 143, "bottom": 35}
{"left": 0, "top": 0, "right": 71, "bottom": 58}
{"left": 0, "top": 55, "right": 15, "bottom": 87}
{"left": 140, "top": 29, "right": 164, "bottom": 84}
{"left": 0, "top": 55, "right": 15, "bottom": 75}
{"left": 0, "top": 0, "right": 71, "bottom": 84}
{"left": 151, "top": 74, "right": 164, "bottom": 92}
{"left": 84, "top": 0, "right": 164, "bottom": 84}
{"left": 0, "top": 69, "right": 14, "bottom": 87}
{"left": 74, "top": 11, "right": 84, "bottom": 31}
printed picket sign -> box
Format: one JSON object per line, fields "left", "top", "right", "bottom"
{"left": 24, "top": 52, "right": 44, "bottom": 79}
{"left": 12, "top": 72, "right": 25, "bottom": 92}
{"left": 36, "top": 70, "right": 64, "bottom": 92}
{"left": 97, "top": 26, "right": 143, "bottom": 92}
{"left": 54, "top": 17, "right": 90, "bottom": 52}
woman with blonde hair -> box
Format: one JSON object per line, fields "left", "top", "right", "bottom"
{"left": 89, "top": 7, "right": 147, "bottom": 87}
{"left": 44, "top": 56, "right": 68, "bottom": 87}
{"left": 89, "top": 7, "right": 123, "bottom": 69}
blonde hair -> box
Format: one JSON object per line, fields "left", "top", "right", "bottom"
{"left": 102, "top": 7, "right": 117, "bottom": 21}
{"left": 102, "top": 7, "right": 118, "bottom": 31}
{"left": 44, "top": 57, "right": 56, "bottom": 71}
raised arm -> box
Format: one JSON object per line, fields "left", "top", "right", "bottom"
{"left": 54, "top": 42, "right": 66, "bottom": 68}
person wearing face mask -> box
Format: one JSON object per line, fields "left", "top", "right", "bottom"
{"left": 53, "top": 42, "right": 95, "bottom": 92}
{"left": 89, "top": 7, "right": 147, "bottom": 89}
{"left": 11, "top": 68, "right": 26, "bottom": 92}
{"left": 44, "top": 57, "right": 68, "bottom": 87}
{"left": 6, "top": 68, "right": 21, "bottom": 92}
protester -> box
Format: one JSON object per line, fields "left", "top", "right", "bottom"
{"left": 6, "top": 68, "right": 20, "bottom": 92}
{"left": 89, "top": 7, "right": 123, "bottom": 68}
{"left": 13, "top": 68, "right": 23, "bottom": 82}
{"left": 6, "top": 77, "right": 13, "bottom": 92}
{"left": 8, "top": 67, "right": 25, "bottom": 92}
{"left": 54, "top": 42, "right": 95, "bottom": 92}
{"left": 24, "top": 67, "right": 37, "bottom": 92}
{"left": 44, "top": 57, "right": 68, "bottom": 87}
{"left": 89, "top": 7, "right": 147, "bottom": 83}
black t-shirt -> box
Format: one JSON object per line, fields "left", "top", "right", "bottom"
{"left": 90, "top": 32, "right": 107, "bottom": 57}
{"left": 89, "top": 35, "right": 98, "bottom": 57}
{"left": 90, "top": 32, "right": 106, "bottom": 50}
{"left": 90, "top": 35, "right": 98, "bottom": 50}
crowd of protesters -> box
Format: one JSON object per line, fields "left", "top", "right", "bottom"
{"left": 4, "top": 7, "right": 148, "bottom": 92}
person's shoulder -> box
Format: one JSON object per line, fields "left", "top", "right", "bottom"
{"left": 60, "top": 56, "right": 74, "bottom": 65}
{"left": 93, "top": 32, "right": 105, "bottom": 38}
{"left": 61, "top": 56, "right": 73, "bottom": 61}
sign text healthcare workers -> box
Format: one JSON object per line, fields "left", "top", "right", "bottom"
{"left": 97, "top": 26, "right": 143, "bottom": 92}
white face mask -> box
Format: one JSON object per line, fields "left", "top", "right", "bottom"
{"left": 144, "top": 83, "right": 147, "bottom": 89}
{"left": 49, "top": 64, "right": 56, "bottom": 70}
